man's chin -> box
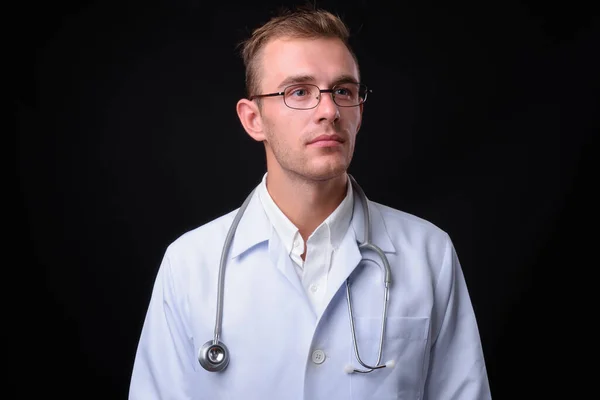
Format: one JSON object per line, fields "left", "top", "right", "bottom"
{"left": 304, "top": 163, "right": 349, "bottom": 182}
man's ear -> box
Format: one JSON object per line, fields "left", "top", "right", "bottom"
{"left": 236, "top": 99, "right": 266, "bottom": 142}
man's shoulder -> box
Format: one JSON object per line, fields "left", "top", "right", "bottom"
{"left": 369, "top": 200, "right": 450, "bottom": 242}
{"left": 165, "top": 208, "right": 240, "bottom": 255}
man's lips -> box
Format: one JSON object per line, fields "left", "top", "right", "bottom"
{"left": 307, "top": 134, "right": 344, "bottom": 145}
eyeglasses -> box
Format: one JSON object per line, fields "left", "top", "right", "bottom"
{"left": 250, "top": 83, "right": 371, "bottom": 110}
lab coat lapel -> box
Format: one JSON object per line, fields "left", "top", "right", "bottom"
{"left": 321, "top": 224, "right": 362, "bottom": 314}
{"left": 227, "top": 185, "right": 315, "bottom": 309}
{"left": 321, "top": 189, "right": 366, "bottom": 313}
{"left": 321, "top": 188, "right": 397, "bottom": 316}
{"left": 268, "top": 231, "right": 307, "bottom": 302}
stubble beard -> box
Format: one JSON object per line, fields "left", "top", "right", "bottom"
{"left": 264, "top": 123, "right": 353, "bottom": 182}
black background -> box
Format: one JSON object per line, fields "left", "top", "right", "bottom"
{"left": 15, "top": 0, "right": 598, "bottom": 398}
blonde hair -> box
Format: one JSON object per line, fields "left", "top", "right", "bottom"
{"left": 238, "top": 6, "right": 359, "bottom": 98}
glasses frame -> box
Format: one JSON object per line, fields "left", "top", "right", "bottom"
{"left": 249, "top": 83, "right": 372, "bottom": 110}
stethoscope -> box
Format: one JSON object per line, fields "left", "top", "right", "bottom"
{"left": 198, "top": 174, "right": 395, "bottom": 374}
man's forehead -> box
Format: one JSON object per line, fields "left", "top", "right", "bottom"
{"left": 258, "top": 37, "right": 359, "bottom": 86}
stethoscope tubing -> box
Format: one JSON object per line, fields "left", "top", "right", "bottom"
{"left": 200, "top": 174, "right": 393, "bottom": 374}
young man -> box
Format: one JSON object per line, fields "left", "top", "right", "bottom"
{"left": 129, "top": 7, "right": 492, "bottom": 399}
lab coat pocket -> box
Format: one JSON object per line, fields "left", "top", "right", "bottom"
{"left": 350, "top": 316, "right": 429, "bottom": 400}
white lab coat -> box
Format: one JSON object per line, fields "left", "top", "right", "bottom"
{"left": 129, "top": 184, "right": 492, "bottom": 400}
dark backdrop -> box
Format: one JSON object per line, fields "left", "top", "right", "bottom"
{"left": 15, "top": 0, "right": 598, "bottom": 398}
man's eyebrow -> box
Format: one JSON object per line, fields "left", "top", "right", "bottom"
{"left": 331, "top": 75, "right": 360, "bottom": 86}
{"left": 277, "top": 75, "right": 316, "bottom": 89}
{"left": 276, "top": 74, "right": 360, "bottom": 90}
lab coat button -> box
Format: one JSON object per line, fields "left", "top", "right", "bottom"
{"left": 311, "top": 349, "right": 326, "bottom": 364}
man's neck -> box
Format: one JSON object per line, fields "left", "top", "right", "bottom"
{"left": 265, "top": 169, "right": 348, "bottom": 243}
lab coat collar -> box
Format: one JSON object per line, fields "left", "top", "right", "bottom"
{"left": 349, "top": 188, "right": 396, "bottom": 254}
{"left": 229, "top": 188, "right": 273, "bottom": 259}
{"left": 228, "top": 180, "right": 396, "bottom": 260}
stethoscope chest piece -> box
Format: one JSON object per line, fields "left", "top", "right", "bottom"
{"left": 198, "top": 340, "right": 230, "bottom": 372}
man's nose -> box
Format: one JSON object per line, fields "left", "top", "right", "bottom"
{"left": 316, "top": 90, "right": 340, "bottom": 121}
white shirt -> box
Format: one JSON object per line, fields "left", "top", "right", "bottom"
{"left": 257, "top": 173, "right": 354, "bottom": 316}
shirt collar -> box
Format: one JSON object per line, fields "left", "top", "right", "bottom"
{"left": 228, "top": 175, "right": 395, "bottom": 260}
{"left": 257, "top": 173, "right": 354, "bottom": 258}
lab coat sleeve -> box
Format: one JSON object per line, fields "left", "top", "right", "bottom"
{"left": 423, "top": 236, "right": 492, "bottom": 399}
{"left": 129, "top": 252, "right": 196, "bottom": 399}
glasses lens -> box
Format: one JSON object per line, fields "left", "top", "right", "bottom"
{"left": 284, "top": 84, "right": 320, "bottom": 109}
{"left": 282, "top": 83, "right": 369, "bottom": 109}
{"left": 333, "top": 83, "right": 368, "bottom": 107}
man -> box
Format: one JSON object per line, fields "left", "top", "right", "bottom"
{"left": 129, "top": 7, "right": 492, "bottom": 399}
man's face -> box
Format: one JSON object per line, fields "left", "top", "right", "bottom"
{"left": 256, "top": 37, "right": 363, "bottom": 182}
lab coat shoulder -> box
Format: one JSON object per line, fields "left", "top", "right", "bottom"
{"left": 155, "top": 207, "right": 242, "bottom": 322}
{"left": 165, "top": 187, "right": 271, "bottom": 269}
{"left": 165, "top": 207, "right": 239, "bottom": 263}
{"left": 372, "top": 200, "right": 447, "bottom": 237}
{"left": 370, "top": 200, "right": 453, "bottom": 280}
